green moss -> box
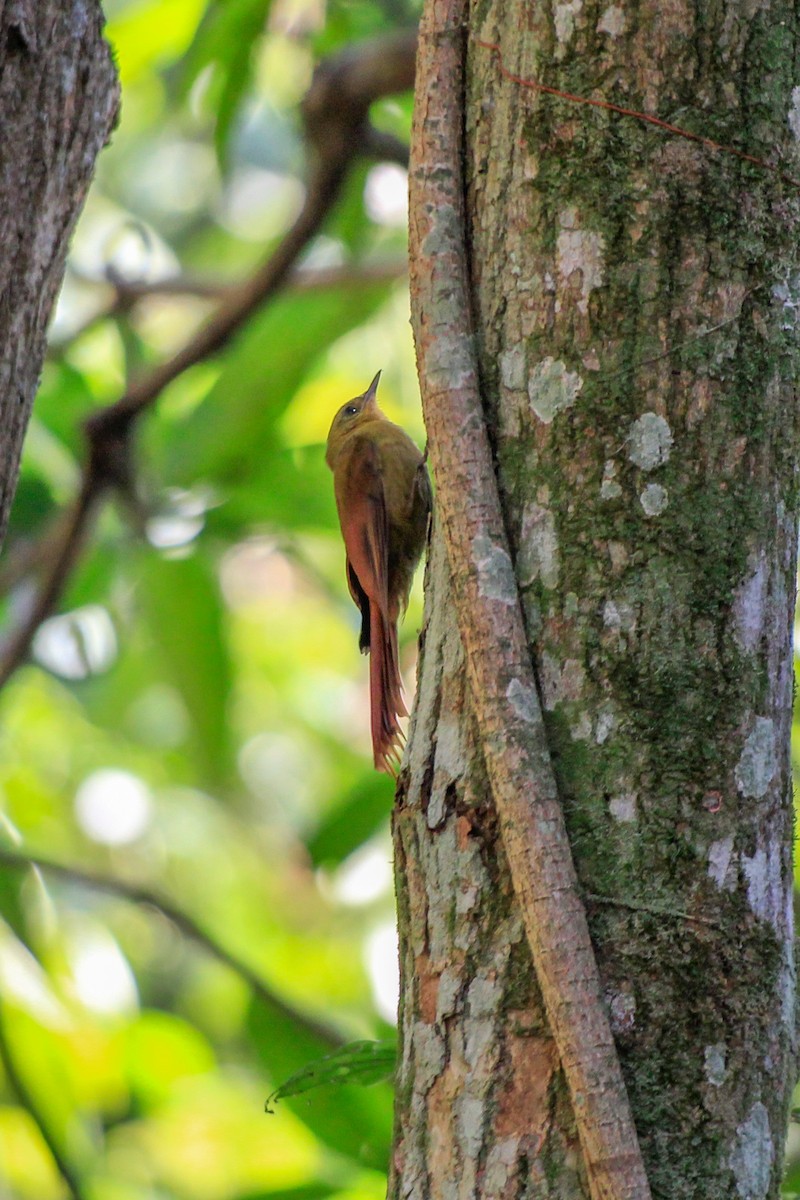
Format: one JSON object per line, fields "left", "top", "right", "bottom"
{"left": 541, "top": 708, "right": 592, "bottom": 794}
{"left": 503, "top": 934, "right": 543, "bottom": 1015}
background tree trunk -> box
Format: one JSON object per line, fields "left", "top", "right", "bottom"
{"left": 0, "top": 0, "right": 118, "bottom": 545}
{"left": 394, "top": 2, "right": 800, "bottom": 1197}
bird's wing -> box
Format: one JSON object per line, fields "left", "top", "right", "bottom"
{"left": 336, "top": 434, "right": 405, "bottom": 774}
{"left": 347, "top": 561, "right": 371, "bottom": 654}
{"left": 336, "top": 435, "right": 390, "bottom": 617}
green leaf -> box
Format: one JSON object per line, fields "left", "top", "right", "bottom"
{"left": 205, "top": 446, "right": 336, "bottom": 537}
{"left": 326, "top": 163, "right": 373, "bottom": 256}
{"left": 266, "top": 1040, "right": 396, "bottom": 1109}
{"left": 5, "top": 474, "right": 56, "bottom": 542}
{"left": 137, "top": 549, "right": 232, "bottom": 785}
{"left": 306, "top": 774, "right": 393, "bottom": 867}
{"left": 247, "top": 999, "right": 393, "bottom": 1169}
{"left": 313, "top": 2, "right": 389, "bottom": 56}
{"left": 0, "top": 864, "right": 28, "bottom": 942}
{"left": 32, "top": 362, "right": 96, "bottom": 457}
{"left": 180, "top": 0, "right": 274, "bottom": 167}
{"left": 125, "top": 1009, "right": 217, "bottom": 1108}
{"left": 0, "top": 1003, "right": 96, "bottom": 1168}
{"left": 63, "top": 547, "right": 119, "bottom": 616}
{"left": 783, "top": 1157, "right": 800, "bottom": 1191}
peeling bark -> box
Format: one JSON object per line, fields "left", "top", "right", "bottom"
{"left": 395, "top": 0, "right": 800, "bottom": 1197}
{"left": 0, "top": 0, "right": 119, "bottom": 546}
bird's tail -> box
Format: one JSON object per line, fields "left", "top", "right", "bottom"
{"left": 369, "top": 601, "right": 407, "bottom": 775}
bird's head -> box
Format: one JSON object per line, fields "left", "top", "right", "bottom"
{"left": 325, "top": 371, "right": 384, "bottom": 467}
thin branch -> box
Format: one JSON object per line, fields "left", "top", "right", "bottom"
{"left": 0, "top": 502, "right": 88, "bottom": 600}
{"left": 96, "top": 258, "right": 406, "bottom": 304}
{"left": 0, "top": 473, "right": 101, "bottom": 689}
{"left": 49, "top": 259, "right": 408, "bottom": 357}
{"left": 408, "top": 5, "right": 651, "bottom": 1199}
{"left": 0, "top": 848, "right": 344, "bottom": 1050}
{"left": 0, "top": 29, "right": 417, "bottom": 689}
{"left": 0, "top": 997, "right": 89, "bottom": 1200}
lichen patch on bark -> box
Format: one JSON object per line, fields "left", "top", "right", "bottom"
{"left": 741, "top": 835, "right": 783, "bottom": 930}
{"left": 608, "top": 793, "right": 637, "bottom": 823}
{"left": 600, "top": 460, "right": 623, "bottom": 500}
{"left": 728, "top": 1102, "right": 773, "bottom": 1200}
{"left": 597, "top": 4, "right": 626, "bottom": 36}
{"left": 732, "top": 552, "right": 768, "bottom": 653}
{"left": 704, "top": 1044, "right": 727, "bottom": 1087}
{"left": 707, "top": 835, "right": 736, "bottom": 890}
{"left": 471, "top": 535, "right": 517, "bottom": 604}
{"left": 499, "top": 342, "right": 527, "bottom": 390}
{"left": 506, "top": 678, "right": 539, "bottom": 723}
{"left": 518, "top": 502, "right": 560, "bottom": 588}
{"left": 627, "top": 412, "right": 673, "bottom": 470}
{"left": 555, "top": 0, "right": 583, "bottom": 48}
{"left": 639, "top": 482, "right": 669, "bottom": 516}
{"left": 735, "top": 717, "right": 777, "bottom": 799}
{"left": 788, "top": 86, "right": 800, "bottom": 140}
{"left": 556, "top": 213, "right": 605, "bottom": 315}
{"left": 527, "top": 356, "right": 583, "bottom": 423}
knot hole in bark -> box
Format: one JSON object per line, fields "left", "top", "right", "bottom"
{"left": 6, "top": 23, "right": 32, "bottom": 56}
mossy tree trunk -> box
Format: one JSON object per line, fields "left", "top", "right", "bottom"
{"left": 393, "top": 2, "right": 800, "bottom": 1197}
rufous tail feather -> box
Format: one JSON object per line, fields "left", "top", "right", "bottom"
{"left": 369, "top": 601, "right": 407, "bottom": 774}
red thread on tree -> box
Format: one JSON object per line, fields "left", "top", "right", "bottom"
{"left": 473, "top": 37, "right": 800, "bottom": 190}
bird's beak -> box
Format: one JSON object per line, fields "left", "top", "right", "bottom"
{"left": 363, "top": 370, "right": 381, "bottom": 408}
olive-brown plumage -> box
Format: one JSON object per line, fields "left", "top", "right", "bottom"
{"left": 326, "top": 372, "right": 431, "bottom": 773}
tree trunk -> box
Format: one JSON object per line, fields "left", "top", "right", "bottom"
{"left": 0, "top": 0, "right": 118, "bottom": 545}
{"left": 394, "top": 2, "right": 800, "bottom": 1197}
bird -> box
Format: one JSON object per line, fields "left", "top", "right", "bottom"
{"left": 326, "top": 372, "right": 431, "bottom": 774}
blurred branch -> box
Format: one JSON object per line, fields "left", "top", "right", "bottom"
{"left": 51, "top": 258, "right": 408, "bottom": 357}
{"left": 0, "top": 479, "right": 102, "bottom": 688}
{"left": 0, "top": 847, "right": 344, "bottom": 1050}
{"left": 0, "top": 27, "right": 417, "bottom": 688}
{"left": 0, "top": 420, "right": 134, "bottom": 689}
{"left": 0, "top": 997, "right": 89, "bottom": 1200}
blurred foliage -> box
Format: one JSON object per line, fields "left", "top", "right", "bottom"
{"left": 265, "top": 1040, "right": 396, "bottom": 1108}
{"left": 0, "top": 0, "right": 422, "bottom": 1195}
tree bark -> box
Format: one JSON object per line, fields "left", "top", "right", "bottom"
{"left": 394, "top": 1, "right": 800, "bottom": 1197}
{"left": 0, "top": 0, "right": 119, "bottom": 546}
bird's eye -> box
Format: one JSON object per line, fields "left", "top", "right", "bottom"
{"left": 343, "top": 404, "right": 359, "bottom": 416}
